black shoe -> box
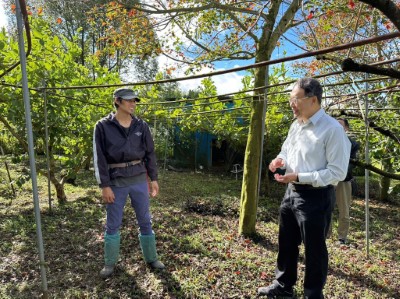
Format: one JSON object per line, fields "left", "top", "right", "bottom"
{"left": 338, "top": 238, "right": 347, "bottom": 246}
{"left": 257, "top": 282, "right": 295, "bottom": 298}
{"left": 99, "top": 265, "right": 115, "bottom": 279}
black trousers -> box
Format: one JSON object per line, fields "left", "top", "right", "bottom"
{"left": 275, "top": 184, "right": 335, "bottom": 299}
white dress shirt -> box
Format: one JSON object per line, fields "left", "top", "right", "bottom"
{"left": 277, "top": 109, "right": 351, "bottom": 187}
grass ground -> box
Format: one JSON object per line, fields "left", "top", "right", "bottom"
{"left": 0, "top": 163, "right": 399, "bottom": 298}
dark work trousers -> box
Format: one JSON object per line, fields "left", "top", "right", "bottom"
{"left": 105, "top": 181, "right": 153, "bottom": 236}
{"left": 275, "top": 184, "right": 335, "bottom": 299}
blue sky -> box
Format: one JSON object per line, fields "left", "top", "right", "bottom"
{"left": 0, "top": 1, "right": 6, "bottom": 29}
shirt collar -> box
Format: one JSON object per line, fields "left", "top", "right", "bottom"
{"left": 309, "top": 108, "right": 325, "bottom": 126}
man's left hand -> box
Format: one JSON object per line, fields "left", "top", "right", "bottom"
{"left": 150, "top": 181, "right": 159, "bottom": 197}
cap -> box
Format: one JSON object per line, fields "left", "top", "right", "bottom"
{"left": 113, "top": 88, "right": 140, "bottom": 102}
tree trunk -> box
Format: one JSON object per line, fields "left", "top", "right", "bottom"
{"left": 237, "top": 0, "right": 301, "bottom": 236}
{"left": 379, "top": 158, "right": 392, "bottom": 202}
{"left": 80, "top": 29, "right": 85, "bottom": 66}
{"left": 49, "top": 172, "right": 67, "bottom": 204}
{"left": 84, "top": 154, "right": 92, "bottom": 171}
{"left": 239, "top": 99, "right": 265, "bottom": 235}
{"left": 239, "top": 61, "right": 268, "bottom": 235}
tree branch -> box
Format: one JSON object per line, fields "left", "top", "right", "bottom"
{"left": 359, "top": 0, "right": 400, "bottom": 31}
{"left": 368, "top": 120, "right": 400, "bottom": 144}
{"left": 120, "top": 0, "right": 269, "bottom": 19}
{"left": 341, "top": 58, "right": 400, "bottom": 79}
{"left": 335, "top": 111, "right": 400, "bottom": 144}
{"left": 0, "top": 116, "right": 28, "bottom": 152}
{"left": 270, "top": 0, "right": 301, "bottom": 48}
{"left": 224, "top": 10, "right": 259, "bottom": 42}
{"left": 316, "top": 54, "right": 344, "bottom": 64}
{"left": 351, "top": 159, "right": 400, "bottom": 180}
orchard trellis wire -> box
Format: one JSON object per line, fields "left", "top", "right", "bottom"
{"left": 7, "top": 1, "right": 400, "bottom": 297}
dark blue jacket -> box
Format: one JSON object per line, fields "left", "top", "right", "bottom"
{"left": 344, "top": 137, "right": 359, "bottom": 181}
{"left": 93, "top": 113, "right": 158, "bottom": 188}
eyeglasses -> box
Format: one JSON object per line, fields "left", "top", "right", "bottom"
{"left": 289, "top": 96, "right": 312, "bottom": 104}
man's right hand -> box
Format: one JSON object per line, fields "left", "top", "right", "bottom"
{"left": 269, "top": 158, "right": 285, "bottom": 173}
{"left": 102, "top": 187, "right": 115, "bottom": 204}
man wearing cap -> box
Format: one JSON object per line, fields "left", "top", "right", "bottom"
{"left": 93, "top": 88, "right": 164, "bottom": 279}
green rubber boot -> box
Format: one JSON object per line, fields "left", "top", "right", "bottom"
{"left": 139, "top": 233, "right": 165, "bottom": 269}
{"left": 100, "top": 232, "right": 121, "bottom": 278}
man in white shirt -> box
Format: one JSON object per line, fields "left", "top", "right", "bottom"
{"left": 258, "top": 78, "right": 351, "bottom": 299}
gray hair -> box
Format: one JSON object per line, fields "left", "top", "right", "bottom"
{"left": 294, "top": 78, "right": 323, "bottom": 104}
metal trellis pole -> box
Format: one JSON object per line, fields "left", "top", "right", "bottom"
{"left": 163, "top": 123, "right": 169, "bottom": 171}
{"left": 364, "top": 73, "right": 370, "bottom": 258}
{"left": 194, "top": 133, "right": 198, "bottom": 171}
{"left": 43, "top": 83, "right": 52, "bottom": 212}
{"left": 15, "top": 0, "right": 49, "bottom": 297}
{"left": 153, "top": 115, "right": 157, "bottom": 141}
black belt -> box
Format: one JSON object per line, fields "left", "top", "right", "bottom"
{"left": 289, "top": 183, "right": 333, "bottom": 190}
{"left": 108, "top": 160, "right": 142, "bottom": 168}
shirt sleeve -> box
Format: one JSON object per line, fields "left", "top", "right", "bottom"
{"left": 93, "top": 122, "right": 111, "bottom": 188}
{"left": 143, "top": 123, "right": 158, "bottom": 181}
{"left": 298, "top": 126, "right": 351, "bottom": 187}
